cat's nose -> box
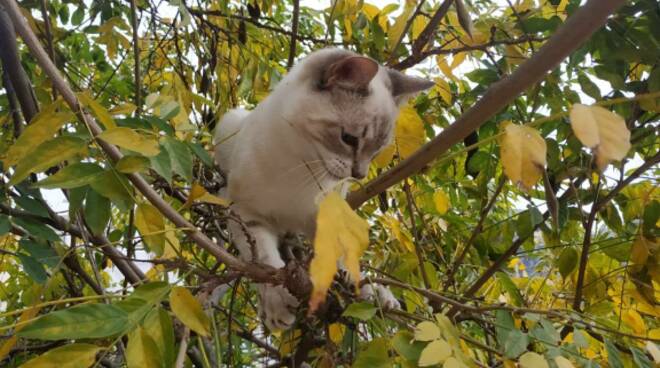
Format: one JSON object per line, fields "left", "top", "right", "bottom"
{"left": 351, "top": 166, "right": 367, "bottom": 179}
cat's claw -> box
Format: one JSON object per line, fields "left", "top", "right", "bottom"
{"left": 359, "top": 283, "right": 400, "bottom": 310}
{"left": 258, "top": 284, "right": 299, "bottom": 331}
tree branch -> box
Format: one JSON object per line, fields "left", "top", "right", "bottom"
{"left": 348, "top": 0, "right": 628, "bottom": 209}
{"left": 286, "top": 0, "right": 300, "bottom": 70}
{"left": 129, "top": 0, "right": 142, "bottom": 115}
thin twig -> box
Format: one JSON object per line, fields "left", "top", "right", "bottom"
{"left": 286, "top": 0, "right": 300, "bottom": 70}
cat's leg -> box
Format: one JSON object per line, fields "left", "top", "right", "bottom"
{"left": 359, "top": 282, "right": 400, "bottom": 310}
{"left": 227, "top": 215, "right": 299, "bottom": 331}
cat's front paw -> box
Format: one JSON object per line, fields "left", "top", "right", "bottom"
{"left": 359, "top": 283, "right": 400, "bottom": 310}
{"left": 258, "top": 284, "right": 299, "bottom": 331}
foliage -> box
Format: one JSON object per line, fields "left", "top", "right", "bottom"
{"left": 0, "top": 0, "right": 659, "bottom": 367}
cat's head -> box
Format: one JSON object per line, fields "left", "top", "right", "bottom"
{"left": 283, "top": 49, "right": 433, "bottom": 180}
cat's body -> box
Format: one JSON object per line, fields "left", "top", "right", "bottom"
{"left": 214, "top": 48, "right": 432, "bottom": 330}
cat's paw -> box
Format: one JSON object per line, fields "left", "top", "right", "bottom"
{"left": 258, "top": 284, "right": 299, "bottom": 331}
{"left": 359, "top": 283, "right": 400, "bottom": 310}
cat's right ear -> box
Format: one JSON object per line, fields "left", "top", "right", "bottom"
{"left": 322, "top": 56, "right": 379, "bottom": 91}
{"left": 387, "top": 69, "right": 435, "bottom": 105}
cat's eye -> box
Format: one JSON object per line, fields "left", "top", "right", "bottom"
{"left": 341, "top": 130, "right": 359, "bottom": 148}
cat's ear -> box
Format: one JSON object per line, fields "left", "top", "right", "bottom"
{"left": 323, "top": 56, "right": 379, "bottom": 91}
{"left": 387, "top": 69, "right": 435, "bottom": 104}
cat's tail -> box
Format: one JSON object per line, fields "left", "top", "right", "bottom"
{"left": 213, "top": 108, "right": 250, "bottom": 174}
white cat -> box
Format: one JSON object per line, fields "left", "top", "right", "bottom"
{"left": 214, "top": 48, "right": 433, "bottom": 330}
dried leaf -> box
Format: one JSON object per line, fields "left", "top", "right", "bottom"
{"left": 498, "top": 122, "right": 547, "bottom": 191}
{"left": 569, "top": 104, "right": 631, "bottom": 170}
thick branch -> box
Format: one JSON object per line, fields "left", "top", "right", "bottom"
{"left": 286, "top": 0, "right": 299, "bottom": 70}
{"left": 0, "top": 5, "right": 38, "bottom": 121}
{"left": 347, "top": 0, "right": 627, "bottom": 209}
{"left": 129, "top": 0, "right": 141, "bottom": 115}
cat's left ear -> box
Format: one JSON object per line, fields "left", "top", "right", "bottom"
{"left": 324, "top": 56, "right": 379, "bottom": 91}
{"left": 387, "top": 69, "right": 435, "bottom": 104}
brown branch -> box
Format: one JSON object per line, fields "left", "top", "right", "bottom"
{"left": 129, "top": 0, "right": 141, "bottom": 115}
{"left": 286, "top": 0, "right": 300, "bottom": 70}
{"left": 348, "top": 0, "right": 628, "bottom": 209}
{"left": 4, "top": 0, "right": 285, "bottom": 286}
{"left": 0, "top": 6, "right": 38, "bottom": 121}
{"left": 38, "top": 0, "right": 56, "bottom": 100}
{"left": 409, "top": 0, "right": 454, "bottom": 60}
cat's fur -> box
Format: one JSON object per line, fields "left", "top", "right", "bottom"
{"left": 214, "top": 48, "right": 433, "bottom": 330}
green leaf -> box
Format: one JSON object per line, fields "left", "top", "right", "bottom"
{"left": 71, "top": 6, "right": 85, "bottom": 26}
{"left": 353, "top": 337, "right": 391, "bottom": 368}
{"left": 556, "top": 247, "right": 578, "bottom": 278}
{"left": 159, "top": 101, "right": 180, "bottom": 120}
{"left": 143, "top": 308, "right": 175, "bottom": 367}
{"left": 0, "top": 215, "right": 11, "bottom": 236}
{"left": 17, "top": 253, "right": 48, "bottom": 284}
{"left": 631, "top": 346, "right": 653, "bottom": 368}
{"left": 34, "top": 163, "right": 104, "bottom": 189}
{"left": 530, "top": 318, "right": 560, "bottom": 345}
{"left": 19, "top": 343, "right": 101, "bottom": 368}
{"left": 495, "top": 310, "right": 515, "bottom": 346}
{"left": 163, "top": 136, "right": 193, "bottom": 182}
{"left": 496, "top": 272, "right": 524, "bottom": 307}
{"left": 84, "top": 189, "right": 111, "bottom": 236}
{"left": 14, "top": 196, "right": 50, "bottom": 218}
{"left": 12, "top": 218, "right": 59, "bottom": 242}
{"left": 10, "top": 136, "right": 87, "bottom": 185}
{"left": 187, "top": 142, "right": 213, "bottom": 167}
{"left": 149, "top": 147, "right": 172, "bottom": 184}
{"left": 116, "top": 155, "right": 151, "bottom": 173}
{"left": 577, "top": 72, "right": 601, "bottom": 100}
{"left": 20, "top": 239, "right": 60, "bottom": 268}
{"left": 342, "top": 302, "right": 378, "bottom": 321}
{"left": 68, "top": 186, "right": 88, "bottom": 218}
{"left": 604, "top": 338, "right": 623, "bottom": 368}
{"left": 2, "top": 106, "right": 73, "bottom": 167}
{"left": 19, "top": 303, "right": 130, "bottom": 340}
{"left": 89, "top": 171, "right": 133, "bottom": 210}
{"left": 97, "top": 127, "right": 160, "bottom": 157}
{"left": 519, "top": 352, "right": 549, "bottom": 368}
{"left": 391, "top": 331, "right": 425, "bottom": 362}
{"left": 504, "top": 330, "right": 529, "bottom": 359}
{"left": 126, "top": 326, "right": 163, "bottom": 368}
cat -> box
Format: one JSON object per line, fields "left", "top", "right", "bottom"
{"left": 214, "top": 48, "right": 433, "bottom": 330}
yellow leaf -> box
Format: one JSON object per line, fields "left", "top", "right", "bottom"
{"left": 519, "top": 352, "right": 549, "bottom": 368}
{"left": 381, "top": 215, "right": 415, "bottom": 252}
{"left": 328, "top": 323, "right": 345, "bottom": 344}
{"left": 309, "top": 192, "right": 369, "bottom": 313}
{"left": 418, "top": 339, "right": 452, "bottom": 366}
{"left": 126, "top": 327, "right": 162, "bottom": 368}
{"left": 433, "top": 190, "right": 450, "bottom": 215}
{"left": 436, "top": 56, "right": 458, "bottom": 81}
{"left": 183, "top": 183, "right": 229, "bottom": 209}
{"left": 443, "top": 357, "right": 461, "bottom": 368}
{"left": 0, "top": 299, "right": 42, "bottom": 360}
{"left": 414, "top": 321, "right": 441, "bottom": 341}
{"left": 631, "top": 236, "right": 650, "bottom": 265}
{"left": 412, "top": 15, "right": 428, "bottom": 39}
{"left": 97, "top": 127, "right": 160, "bottom": 157}
{"left": 388, "top": 5, "right": 414, "bottom": 51}
{"left": 78, "top": 91, "right": 116, "bottom": 129}
{"left": 109, "top": 103, "right": 137, "bottom": 115}
{"left": 450, "top": 52, "right": 467, "bottom": 69}
{"left": 115, "top": 155, "right": 151, "bottom": 173}
{"left": 569, "top": 104, "right": 631, "bottom": 170}
{"left": 162, "top": 225, "right": 180, "bottom": 259}
{"left": 646, "top": 341, "right": 660, "bottom": 363}
{"left": 135, "top": 203, "right": 166, "bottom": 256}
{"left": 554, "top": 356, "right": 575, "bottom": 368}
{"left": 19, "top": 343, "right": 101, "bottom": 368}
{"left": 557, "top": 0, "right": 569, "bottom": 12}
{"left": 2, "top": 105, "right": 73, "bottom": 167}
{"left": 373, "top": 144, "right": 395, "bottom": 168}
{"left": 498, "top": 122, "right": 547, "bottom": 191}
{"left": 10, "top": 136, "right": 87, "bottom": 185}
{"left": 621, "top": 309, "right": 646, "bottom": 335}
{"left": 169, "top": 287, "right": 210, "bottom": 337}
{"left": 361, "top": 3, "right": 380, "bottom": 20}
{"left": 394, "top": 105, "right": 426, "bottom": 159}
{"left": 434, "top": 78, "right": 452, "bottom": 105}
